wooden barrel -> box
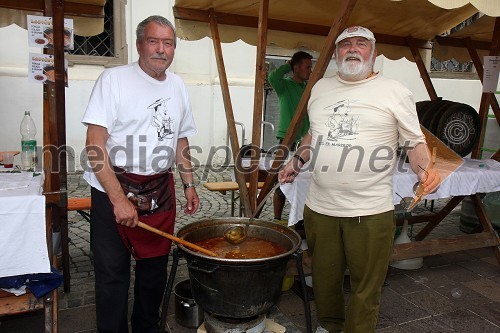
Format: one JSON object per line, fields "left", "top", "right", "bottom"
{"left": 416, "top": 100, "right": 432, "bottom": 121}
{"left": 428, "top": 100, "right": 456, "bottom": 133}
{"left": 417, "top": 99, "right": 452, "bottom": 131}
{"left": 433, "top": 102, "right": 481, "bottom": 157}
{"left": 416, "top": 100, "right": 480, "bottom": 157}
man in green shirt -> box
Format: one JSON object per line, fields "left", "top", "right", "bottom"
{"left": 268, "top": 51, "right": 312, "bottom": 221}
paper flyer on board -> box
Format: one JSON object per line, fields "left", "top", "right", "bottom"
{"left": 483, "top": 56, "right": 500, "bottom": 93}
{"left": 29, "top": 53, "right": 69, "bottom": 86}
{"left": 27, "top": 15, "right": 74, "bottom": 50}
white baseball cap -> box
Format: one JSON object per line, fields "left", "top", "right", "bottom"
{"left": 335, "top": 26, "right": 376, "bottom": 45}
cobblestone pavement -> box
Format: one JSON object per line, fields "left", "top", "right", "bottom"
{"left": 1, "top": 166, "right": 499, "bottom": 333}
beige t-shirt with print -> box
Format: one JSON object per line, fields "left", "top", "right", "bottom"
{"left": 304, "top": 73, "right": 425, "bottom": 217}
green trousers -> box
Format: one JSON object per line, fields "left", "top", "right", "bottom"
{"left": 303, "top": 205, "right": 395, "bottom": 333}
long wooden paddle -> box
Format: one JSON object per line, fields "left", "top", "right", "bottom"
{"left": 137, "top": 221, "right": 217, "bottom": 257}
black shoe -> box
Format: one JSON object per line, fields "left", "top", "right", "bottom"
{"left": 294, "top": 220, "right": 304, "bottom": 231}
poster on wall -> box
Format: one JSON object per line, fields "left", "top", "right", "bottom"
{"left": 29, "top": 53, "right": 68, "bottom": 87}
{"left": 27, "top": 15, "right": 74, "bottom": 50}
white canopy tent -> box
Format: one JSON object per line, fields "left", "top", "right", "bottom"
{"left": 0, "top": 0, "right": 105, "bottom": 35}
{"left": 173, "top": 0, "right": 498, "bottom": 61}
{"left": 172, "top": 0, "right": 500, "bottom": 269}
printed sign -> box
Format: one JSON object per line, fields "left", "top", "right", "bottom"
{"left": 29, "top": 53, "right": 68, "bottom": 86}
{"left": 27, "top": 15, "right": 74, "bottom": 50}
{"left": 483, "top": 56, "right": 500, "bottom": 93}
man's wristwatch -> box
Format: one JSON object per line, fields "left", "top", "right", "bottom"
{"left": 293, "top": 154, "right": 306, "bottom": 165}
{"left": 183, "top": 183, "right": 196, "bottom": 190}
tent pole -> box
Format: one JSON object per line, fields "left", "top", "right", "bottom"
{"left": 256, "top": 0, "right": 359, "bottom": 209}
{"left": 248, "top": 0, "right": 269, "bottom": 212}
{"left": 407, "top": 36, "right": 438, "bottom": 101}
{"left": 53, "top": 0, "right": 69, "bottom": 292}
{"left": 472, "top": 94, "right": 491, "bottom": 160}
{"left": 464, "top": 37, "right": 500, "bottom": 121}
{"left": 472, "top": 17, "right": 500, "bottom": 159}
{"left": 208, "top": 9, "right": 252, "bottom": 217}
{"left": 43, "top": 0, "right": 69, "bottom": 292}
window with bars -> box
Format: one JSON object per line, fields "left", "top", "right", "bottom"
{"left": 71, "top": 1, "right": 114, "bottom": 57}
{"left": 430, "top": 58, "right": 474, "bottom": 73}
{"left": 66, "top": 0, "right": 127, "bottom": 67}
{"left": 429, "top": 58, "right": 476, "bottom": 79}
{"left": 429, "top": 13, "right": 479, "bottom": 78}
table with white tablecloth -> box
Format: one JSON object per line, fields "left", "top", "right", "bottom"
{"left": 280, "top": 158, "right": 500, "bottom": 226}
{"left": 0, "top": 170, "right": 50, "bottom": 278}
{"left": 275, "top": 157, "right": 500, "bottom": 263}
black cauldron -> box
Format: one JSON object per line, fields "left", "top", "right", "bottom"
{"left": 176, "top": 218, "right": 301, "bottom": 318}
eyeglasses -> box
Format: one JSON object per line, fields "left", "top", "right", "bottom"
{"left": 396, "top": 165, "right": 428, "bottom": 211}
{"left": 395, "top": 192, "right": 413, "bottom": 211}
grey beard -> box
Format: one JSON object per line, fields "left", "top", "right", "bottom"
{"left": 337, "top": 59, "right": 372, "bottom": 81}
{"left": 335, "top": 48, "right": 375, "bottom": 81}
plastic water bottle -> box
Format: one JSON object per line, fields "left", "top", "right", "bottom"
{"left": 20, "top": 111, "right": 37, "bottom": 171}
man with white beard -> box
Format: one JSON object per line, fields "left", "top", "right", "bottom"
{"left": 279, "top": 26, "right": 440, "bottom": 333}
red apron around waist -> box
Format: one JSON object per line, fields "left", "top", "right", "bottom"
{"left": 114, "top": 167, "right": 176, "bottom": 259}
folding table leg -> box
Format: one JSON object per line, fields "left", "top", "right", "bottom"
{"left": 294, "top": 250, "right": 312, "bottom": 333}
{"left": 43, "top": 289, "right": 57, "bottom": 333}
{"left": 57, "top": 209, "right": 71, "bottom": 293}
{"left": 160, "top": 248, "right": 180, "bottom": 332}
{"left": 231, "top": 190, "right": 235, "bottom": 217}
{"left": 76, "top": 209, "right": 93, "bottom": 257}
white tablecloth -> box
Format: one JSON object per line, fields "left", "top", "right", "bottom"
{"left": 280, "top": 158, "right": 500, "bottom": 226}
{"left": 0, "top": 170, "right": 50, "bottom": 278}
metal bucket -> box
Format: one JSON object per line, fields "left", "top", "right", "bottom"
{"left": 459, "top": 195, "right": 485, "bottom": 233}
{"left": 174, "top": 279, "right": 204, "bottom": 328}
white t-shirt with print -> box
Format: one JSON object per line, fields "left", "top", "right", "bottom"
{"left": 82, "top": 62, "right": 197, "bottom": 192}
{"left": 305, "top": 73, "right": 425, "bottom": 217}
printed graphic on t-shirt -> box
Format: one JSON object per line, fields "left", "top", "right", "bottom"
{"left": 149, "top": 98, "right": 175, "bottom": 141}
{"left": 324, "top": 99, "right": 359, "bottom": 141}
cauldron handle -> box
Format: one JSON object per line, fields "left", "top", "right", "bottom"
{"left": 187, "top": 261, "right": 219, "bottom": 274}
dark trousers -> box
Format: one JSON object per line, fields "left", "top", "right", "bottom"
{"left": 91, "top": 187, "right": 169, "bottom": 333}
